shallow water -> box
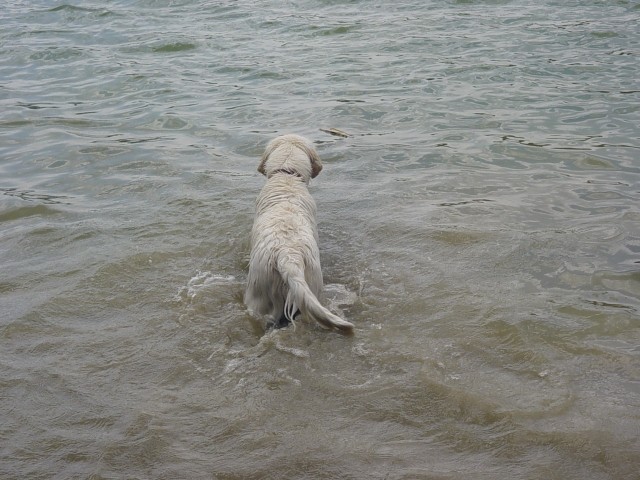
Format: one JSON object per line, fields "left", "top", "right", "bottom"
{"left": 1, "top": 1, "right": 639, "bottom": 478}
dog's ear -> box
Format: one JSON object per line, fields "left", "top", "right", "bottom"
{"left": 301, "top": 141, "right": 323, "bottom": 178}
{"left": 258, "top": 137, "right": 282, "bottom": 176}
{"left": 257, "top": 151, "right": 268, "bottom": 176}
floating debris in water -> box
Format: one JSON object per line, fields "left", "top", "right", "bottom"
{"left": 320, "top": 127, "right": 349, "bottom": 138}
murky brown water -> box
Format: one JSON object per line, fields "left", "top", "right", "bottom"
{"left": 1, "top": 1, "right": 639, "bottom": 478}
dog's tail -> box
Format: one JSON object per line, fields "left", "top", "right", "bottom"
{"left": 279, "top": 260, "right": 354, "bottom": 334}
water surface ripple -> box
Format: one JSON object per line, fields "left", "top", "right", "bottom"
{"left": 1, "top": 1, "right": 639, "bottom": 479}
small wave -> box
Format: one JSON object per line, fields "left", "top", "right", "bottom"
{"left": 324, "top": 283, "right": 357, "bottom": 307}
{"left": 48, "top": 5, "right": 95, "bottom": 12}
{"left": 324, "top": 283, "right": 358, "bottom": 323}
{"left": 177, "top": 270, "right": 237, "bottom": 301}
{"left": 0, "top": 205, "right": 59, "bottom": 223}
{"left": 152, "top": 42, "right": 197, "bottom": 53}
{"left": 0, "top": 188, "right": 70, "bottom": 216}
{"left": 47, "top": 4, "right": 116, "bottom": 17}
{"left": 274, "top": 342, "right": 309, "bottom": 358}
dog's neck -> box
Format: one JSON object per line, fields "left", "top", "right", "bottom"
{"left": 268, "top": 168, "right": 303, "bottom": 179}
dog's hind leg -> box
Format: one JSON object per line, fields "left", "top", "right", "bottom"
{"left": 271, "top": 309, "right": 301, "bottom": 329}
{"left": 264, "top": 296, "right": 296, "bottom": 330}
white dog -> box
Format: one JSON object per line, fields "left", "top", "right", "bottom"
{"left": 245, "top": 134, "right": 354, "bottom": 333}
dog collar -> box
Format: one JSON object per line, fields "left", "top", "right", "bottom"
{"left": 269, "top": 168, "right": 302, "bottom": 178}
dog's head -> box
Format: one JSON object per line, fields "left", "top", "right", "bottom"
{"left": 258, "top": 134, "right": 322, "bottom": 182}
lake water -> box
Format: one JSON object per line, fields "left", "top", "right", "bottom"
{"left": 1, "top": 1, "right": 639, "bottom": 478}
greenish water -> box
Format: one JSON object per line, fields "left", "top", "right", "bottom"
{"left": 1, "top": 1, "right": 639, "bottom": 478}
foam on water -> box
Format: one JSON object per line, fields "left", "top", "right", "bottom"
{"left": 180, "top": 270, "right": 237, "bottom": 300}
